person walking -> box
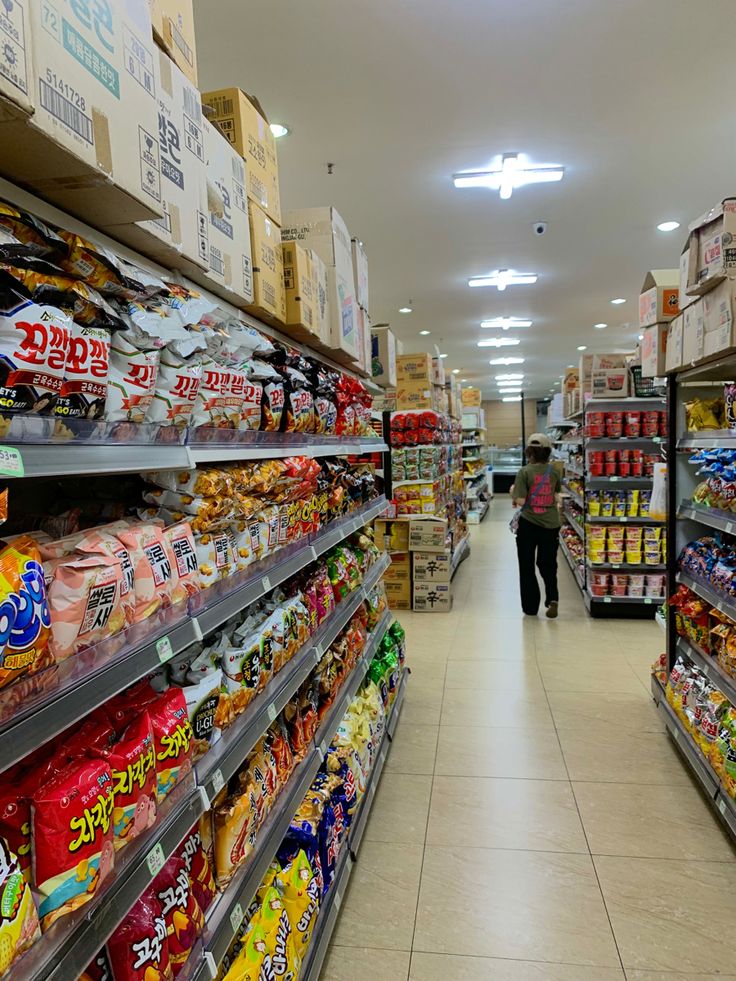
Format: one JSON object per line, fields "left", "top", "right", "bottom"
{"left": 512, "top": 433, "right": 562, "bottom": 618}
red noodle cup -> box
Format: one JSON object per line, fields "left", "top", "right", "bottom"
{"left": 631, "top": 462, "right": 643, "bottom": 477}
{"left": 618, "top": 462, "right": 631, "bottom": 477}
{"left": 588, "top": 424, "right": 604, "bottom": 438}
{"left": 628, "top": 583, "right": 645, "bottom": 597}
{"left": 659, "top": 411, "right": 668, "bottom": 437}
{"left": 618, "top": 448, "right": 632, "bottom": 463}
{"left": 604, "top": 450, "right": 618, "bottom": 463}
{"left": 590, "top": 582, "right": 608, "bottom": 597}
{"left": 589, "top": 462, "right": 604, "bottom": 476}
{"left": 606, "top": 416, "right": 623, "bottom": 437}
{"left": 605, "top": 462, "right": 617, "bottom": 476}
{"left": 631, "top": 449, "right": 644, "bottom": 463}
{"left": 588, "top": 451, "right": 605, "bottom": 464}
{"left": 587, "top": 412, "right": 605, "bottom": 427}
{"left": 642, "top": 411, "right": 660, "bottom": 436}
{"left": 624, "top": 411, "right": 641, "bottom": 437}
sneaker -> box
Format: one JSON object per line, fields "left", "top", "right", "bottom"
{"left": 546, "top": 601, "right": 559, "bottom": 619}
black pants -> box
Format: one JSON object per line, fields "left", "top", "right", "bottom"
{"left": 516, "top": 517, "right": 560, "bottom": 615}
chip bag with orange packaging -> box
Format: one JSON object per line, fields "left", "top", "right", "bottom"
{"left": 114, "top": 522, "right": 173, "bottom": 623}
{"left": 31, "top": 757, "right": 115, "bottom": 930}
{"left": 106, "top": 885, "right": 173, "bottom": 981}
{"left": 0, "top": 836, "right": 41, "bottom": 977}
{"left": 0, "top": 534, "right": 52, "bottom": 690}
{"left": 152, "top": 854, "right": 204, "bottom": 976}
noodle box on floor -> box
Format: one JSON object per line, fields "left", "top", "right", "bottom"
{"left": 413, "top": 550, "right": 451, "bottom": 582}
{"left": 413, "top": 581, "right": 453, "bottom": 612}
{"left": 385, "top": 579, "right": 411, "bottom": 610}
{"left": 408, "top": 518, "right": 448, "bottom": 552}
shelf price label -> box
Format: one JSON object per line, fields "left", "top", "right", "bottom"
{"left": 211, "top": 769, "right": 225, "bottom": 796}
{"left": 146, "top": 843, "right": 165, "bottom": 878}
{"left": 156, "top": 636, "right": 174, "bottom": 663}
{"left": 0, "top": 446, "right": 23, "bottom": 477}
{"left": 267, "top": 703, "right": 278, "bottom": 723}
{"left": 718, "top": 798, "right": 727, "bottom": 817}
{"left": 726, "top": 522, "right": 734, "bottom": 535}
{"left": 230, "top": 902, "right": 244, "bottom": 933}
{"left": 261, "top": 576, "right": 271, "bottom": 592}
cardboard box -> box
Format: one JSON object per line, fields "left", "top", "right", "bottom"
{"left": 0, "top": 0, "right": 32, "bottom": 119}
{"left": 248, "top": 201, "right": 285, "bottom": 323}
{"left": 373, "top": 390, "right": 397, "bottom": 414}
{"left": 282, "top": 207, "right": 359, "bottom": 363}
{"left": 408, "top": 518, "right": 448, "bottom": 552}
{"left": 149, "top": 0, "right": 198, "bottom": 86}
{"left": 591, "top": 369, "right": 629, "bottom": 399}
{"left": 351, "top": 238, "right": 369, "bottom": 311}
{"left": 665, "top": 315, "right": 684, "bottom": 373}
{"left": 461, "top": 388, "right": 482, "bottom": 407}
{"left": 703, "top": 280, "right": 736, "bottom": 359}
{"left": 193, "top": 121, "right": 253, "bottom": 306}
{"left": 682, "top": 300, "right": 705, "bottom": 364}
{"left": 354, "top": 306, "right": 371, "bottom": 376}
{"left": 281, "top": 240, "right": 316, "bottom": 335}
{"left": 592, "top": 354, "right": 628, "bottom": 371}
{"left": 413, "top": 550, "right": 452, "bottom": 582}
{"left": 203, "top": 87, "right": 281, "bottom": 224}
{"left": 639, "top": 270, "right": 679, "bottom": 327}
{"left": 374, "top": 519, "right": 409, "bottom": 553}
{"left": 640, "top": 324, "right": 668, "bottom": 378}
{"left": 385, "top": 579, "right": 411, "bottom": 611}
{"left": 687, "top": 198, "right": 736, "bottom": 295}
{"left": 432, "top": 357, "right": 446, "bottom": 387}
{"left": 0, "top": 0, "right": 163, "bottom": 225}
{"left": 413, "top": 581, "right": 453, "bottom": 613}
{"left": 384, "top": 552, "right": 411, "bottom": 582}
{"left": 563, "top": 368, "right": 580, "bottom": 393}
{"left": 310, "top": 250, "right": 330, "bottom": 345}
{"left": 579, "top": 353, "right": 594, "bottom": 394}
{"left": 680, "top": 242, "right": 698, "bottom": 310}
{"left": 396, "top": 353, "right": 433, "bottom": 382}
{"left": 396, "top": 379, "right": 433, "bottom": 410}
{"left": 113, "top": 47, "right": 208, "bottom": 267}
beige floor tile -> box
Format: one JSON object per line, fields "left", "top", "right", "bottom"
{"left": 558, "top": 727, "right": 694, "bottom": 785}
{"left": 594, "top": 855, "right": 736, "bottom": 973}
{"left": 332, "top": 841, "right": 423, "bottom": 950}
{"left": 409, "top": 953, "right": 625, "bottom": 980}
{"left": 320, "top": 945, "right": 410, "bottom": 981}
{"left": 405, "top": 660, "right": 446, "bottom": 683}
{"left": 443, "top": 658, "right": 544, "bottom": 691}
{"left": 427, "top": 775, "right": 587, "bottom": 852}
{"left": 440, "top": 688, "right": 555, "bottom": 729}
{"left": 401, "top": 676, "right": 445, "bottom": 725}
{"left": 383, "top": 723, "right": 438, "bottom": 775}
{"left": 547, "top": 690, "right": 664, "bottom": 732}
{"left": 573, "top": 781, "right": 736, "bottom": 860}
{"left": 626, "top": 974, "right": 736, "bottom": 981}
{"left": 447, "top": 622, "right": 538, "bottom": 659}
{"left": 435, "top": 725, "right": 567, "bottom": 780}
{"left": 538, "top": 657, "right": 646, "bottom": 693}
{"left": 363, "top": 772, "right": 432, "bottom": 845}
{"left": 413, "top": 846, "right": 619, "bottom": 966}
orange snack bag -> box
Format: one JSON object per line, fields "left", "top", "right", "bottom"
{"left": 45, "top": 553, "right": 126, "bottom": 660}
{"left": 0, "top": 537, "right": 52, "bottom": 689}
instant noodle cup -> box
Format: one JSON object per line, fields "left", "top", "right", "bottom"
{"left": 153, "top": 854, "right": 204, "bottom": 975}
{"left": 97, "top": 712, "right": 157, "bottom": 850}
{"left": 106, "top": 885, "right": 173, "bottom": 981}
{"left": 0, "top": 537, "right": 52, "bottom": 690}
{"left": 31, "top": 757, "right": 115, "bottom": 930}
{"left": 626, "top": 490, "right": 640, "bottom": 516}
{"left": 624, "top": 411, "right": 641, "bottom": 437}
{"left": 604, "top": 449, "right": 618, "bottom": 464}
{"left": 612, "top": 492, "right": 626, "bottom": 517}
{"left": 590, "top": 572, "right": 609, "bottom": 597}
{"left": 626, "top": 549, "right": 642, "bottom": 564}
{"left": 645, "top": 574, "right": 666, "bottom": 596}
{"left": 587, "top": 493, "right": 601, "bottom": 516}
{"left": 639, "top": 491, "right": 651, "bottom": 515}
{"left": 589, "top": 461, "right": 604, "bottom": 477}
{"left": 611, "top": 573, "right": 629, "bottom": 596}
{"left": 604, "top": 461, "right": 617, "bottom": 477}
{"left": 607, "top": 548, "right": 624, "bottom": 565}
{"left": 618, "top": 461, "right": 631, "bottom": 477}
{"left": 600, "top": 498, "right": 614, "bottom": 517}
{"left": 642, "top": 410, "right": 660, "bottom": 437}
{"left": 643, "top": 525, "right": 662, "bottom": 542}
{"left": 605, "top": 412, "right": 623, "bottom": 437}
{"left": 148, "top": 688, "right": 193, "bottom": 803}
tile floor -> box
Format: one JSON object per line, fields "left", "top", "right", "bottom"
{"left": 319, "top": 501, "right": 736, "bottom": 981}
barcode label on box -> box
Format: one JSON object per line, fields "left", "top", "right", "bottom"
{"left": 39, "top": 79, "right": 93, "bottom": 143}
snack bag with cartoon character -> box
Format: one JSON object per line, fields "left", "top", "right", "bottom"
{"left": 0, "top": 836, "right": 41, "bottom": 978}
{"left": 278, "top": 850, "right": 320, "bottom": 963}
{"left": 106, "top": 886, "right": 173, "bottom": 981}
{"left": 176, "top": 824, "right": 216, "bottom": 915}
{"left": 100, "top": 713, "right": 157, "bottom": 850}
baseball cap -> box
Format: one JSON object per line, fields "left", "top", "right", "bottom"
{"left": 527, "top": 432, "right": 552, "bottom": 449}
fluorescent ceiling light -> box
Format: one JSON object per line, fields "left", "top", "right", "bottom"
{"left": 611, "top": 297, "right": 626, "bottom": 305}
{"left": 498, "top": 386, "right": 522, "bottom": 393}
{"left": 502, "top": 396, "right": 522, "bottom": 402}
{"left": 594, "top": 323, "right": 607, "bottom": 329}
{"left": 566, "top": 364, "right": 574, "bottom": 367}
{"left": 452, "top": 368, "right": 460, "bottom": 374}
{"left": 453, "top": 153, "right": 565, "bottom": 199}
{"left": 477, "top": 337, "right": 521, "bottom": 348}
{"left": 495, "top": 373, "right": 524, "bottom": 381}
{"left": 577, "top": 345, "right": 587, "bottom": 351}
{"left": 489, "top": 357, "right": 525, "bottom": 366}
{"left": 419, "top": 329, "right": 430, "bottom": 335}
{"left": 481, "top": 317, "right": 533, "bottom": 330}
{"left": 399, "top": 306, "right": 412, "bottom": 314}
{"left": 657, "top": 220, "right": 680, "bottom": 232}
{"left": 461, "top": 378, "right": 467, "bottom": 382}
{"left": 469, "top": 269, "right": 538, "bottom": 291}
{"left": 638, "top": 333, "right": 644, "bottom": 340}
{"left": 439, "top": 353, "right": 448, "bottom": 359}
{"left": 270, "top": 123, "right": 289, "bottom": 138}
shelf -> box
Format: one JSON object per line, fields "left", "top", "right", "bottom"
{"left": 586, "top": 398, "right": 666, "bottom": 410}
{"left": 587, "top": 476, "right": 654, "bottom": 487}
{"left": 585, "top": 515, "right": 663, "bottom": 525}
{"left": 560, "top": 539, "right": 585, "bottom": 591}
{"left": 677, "top": 432, "right": 736, "bottom": 450}
{"left": 586, "top": 436, "right": 665, "bottom": 446}
{"left": 586, "top": 560, "right": 666, "bottom": 572}
{"left": 564, "top": 461, "right": 585, "bottom": 477}
{"left": 463, "top": 471, "right": 487, "bottom": 482}
{"left": 563, "top": 508, "right": 585, "bottom": 541}
{"left": 0, "top": 496, "right": 387, "bottom": 778}
{"left": 651, "top": 674, "right": 721, "bottom": 797}
{"left": 678, "top": 502, "right": 736, "bottom": 535}
{"left": 461, "top": 442, "right": 484, "bottom": 448}
{"left": 675, "top": 635, "right": 736, "bottom": 706}
{"left": 677, "top": 571, "right": 736, "bottom": 621}
{"left": 564, "top": 410, "right": 584, "bottom": 421}
{"left": 585, "top": 591, "right": 664, "bottom": 607}
{"left": 467, "top": 501, "right": 490, "bottom": 524}
{"left": 451, "top": 536, "right": 471, "bottom": 577}
{"left": 656, "top": 609, "right": 667, "bottom": 632}
{"left": 554, "top": 439, "right": 583, "bottom": 447}
{"left": 561, "top": 484, "right": 584, "bottom": 508}
{"left": 188, "top": 435, "right": 388, "bottom": 464}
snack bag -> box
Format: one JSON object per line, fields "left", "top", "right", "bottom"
{"left": 147, "top": 350, "right": 202, "bottom": 431}
{"left": 80, "top": 950, "right": 113, "bottom": 981}
{"left": 0, "top": 537, "right": 52, "bottom": 689}
{"left": 45, "top": 552, "right": 127, "bottom": 660}
{"left": 31, "top": 758, "right": 115, "bottom": 930}
{"left": 75, "top": 526, "right": 136, "bottom": 627}
{"left": 163, "top": 522, "right": 201, "bottom": 602}
{"left": 278, "top": 850, "right": 320, "bottom": 963}
{"left": 258, "top": 886, "right": 299, "bottom": 979}
{"left": 55, "top": 322, "right": 110, "bottom": 421}
{"left": 194, "top": 531, "right": 234, "bottom": 588}
{"left": 116, "top": 523, "right": 174, "bottom": 622}
{"left": 101, "top": 713, "right": 157, "bottom": 849}
{"left": 213, "top": 788, "right": 258, "bottom": 889}
{"left": 149, "top": 688, "right": 194, "bottom": 803}
{"left": 190, "top": 359, "right": 238, "bottom": 430}
{"left": 153, "top": 855, "right": 204, "bottom": 975}
{"left": 105, "top": 335, "right": 160, "bottom": 424}
{"left": 221, "top": 923, "right": 275, "bottom": 981}
{"left": 176, "top": 667, "right": 223, "bottom": 760}
{"left": 0, "top": 837, "right": 41, "bottom": 977}
{"left": 177, "top": 824, "right": 217, "bottom": 915}
{"left": 106, "top": 886, "right": 174, "bottom": 981}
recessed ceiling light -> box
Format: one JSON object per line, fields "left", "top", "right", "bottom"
{"left": 439, "top": 353, "right": 448, "bottom": 358}
{"left": 468, "top": 269, "right": 538, "bottom": 291}
{"left": 399, "top": 306, "right": 413, "bottom": 314}
{"left": 461, "top": 378, "right": 467, "bottom": 382}
{"left": 657, "top": 220, "right": 680, "bottom": 232}
{"left": 577, "top": 345, "right": 587, "bottom": 351}
{"left": 481, "top": 317, "right": 533, "bottom": 330}
{"left": 495, "top": 373, "right": 524, "bottom": 381}
{"left": 502, "top": 395, "right": 522, "bottom": 402}
{"left": 638, "top": 333, "right": 644, "bottom": 340}
{"left": 453, "top": 153, "right": 565, "bottom": 199}
{"left": 270, "top": 123, "right": 290, "bottom": 138}
{"left": 489, "top": 357, "right": 525, "bottom": 366}
{"left": 477, "top": 337, "right": 521, "bottom": 348}
{"left": 452, "top": 368, "right": 460, "bottom": 374}
{"left": 566, "top": 364, "right": 574, "bottom": 368}
{"left": 594, "top": 323, "right": 607, "bottom": 329}
{"left": 419, "top": 329, "right": 430, "bottom": 335}
{"left": 611, "top": 298, "right": 626, "bottom": 305}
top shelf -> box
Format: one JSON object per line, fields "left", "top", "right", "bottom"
{"left": 585, "top": 398, "right": 666, "bottom": 410}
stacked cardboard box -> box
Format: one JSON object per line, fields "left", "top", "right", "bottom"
{"left": 372, "top": 327, "right": 398, "bottom": 387}
{"left": 396, "top": 354, "right": 445, "bottom": 411}
{"left": 375, "top": 519, "right": 412, "bottom": 610}
{"left": 410, "top": 519, "right": 454, "bottom": 613}
{"left": 352, "top": 238, "right": 371, "bottom": 376}
{"left": 639, "top": 270, "right": 679, "bottom": 378}
{"left": 461, "top": 388, "right": 482, "bottom": 408}
{"left": 590, "top": 355, "right": 631, "bottom": 399}
{"left": 149, "top": 0, "right": 199, "bottom": 85}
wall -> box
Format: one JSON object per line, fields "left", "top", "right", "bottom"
{"left": 482, "top": 399, "right": 539, "bottom": 448}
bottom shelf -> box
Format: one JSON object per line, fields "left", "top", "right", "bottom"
{"left": 450, "top": 536, "right": 471, "bottom": 578}
{"left": 559, "top": 538, "right": 585, "bottom": 592}
{"left": 651, "top": 674, "right": 736, "bottom": 840}
{"left": 584, "top": 590, "right": 663, "bottom": 618}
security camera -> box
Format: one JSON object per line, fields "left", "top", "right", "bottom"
{"left": 533, "top": 221, "right": 548, "bottom": 236}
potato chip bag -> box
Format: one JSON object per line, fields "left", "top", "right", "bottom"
{"left": 257, "top": 886, "right": 299, "bottom": 979}
{"left": 98, "top": 713, "right": 157, "bottom": 850}
{"left": 213, "top": 790, "right": 257, "bottom": 889}
{"left": 163, "top": 522, "right": 201, "bottom": 603}
{"left": 31, "top": 757, "right": 115, "bottom": 930}
{"left": 278, "top": 851, "right": 320, "bottom": 963}
{"left": 0, "top": 537, "right": 52, "bottom": 690}
{"left": 153, "top": 854, "right": 204, "bottom": 976}
{"left": 75, "top": 527, "right": 136, "bottom": 627}
{"left": 0, "top": 754, "right": 62, "bottom": 883}
{"left": 45, "top": 552, "right": 127, "bottom": 660}
{"left": 55, "top": 321, "right": 109, "bottom": 421}
{"left": 105, "top": 335, "right": 159, "bottom": 424}
{"left": 106, "top": 886, "right": 174, "bottom": 981}
{"left": 115, "top": 523, "right": 173, "bottom": 623}
{"left": 194, "top": 531, "right": 234, "bottom": 588}
{"left": 148, "top": 688, "right": 193, "bottom": 803}
{"left": 0, "top": 837, "right": 41, "bottom": 977}
{"left": 176, "top": 824, "right": 216, "bottom": 915}
{"left": 146, "top": 350, "right": 202, "bottom": 431}
{"left": 80, "top": 949, "right": 113, "bottom": 981}
{"left": 221, "top": 923, "right": 275, "bottom": 981}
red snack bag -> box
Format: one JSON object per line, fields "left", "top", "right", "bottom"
{"left": 102, "top": 713, "right": 157, "bottom": 849}
{"left": 148, "top": 689, "right": 193, "bottom": 803}
{"left": 176, "top": 823, "right": 216, "bottom": 915}
{"left": 80, "top": 949, "right": 113, "bottom": 981}
{"left": 152, "top": 854, "right": 204, "bottom": 975}
{"left": 64, "top": 710, "right": 116, "bottom": 760}
{"left": 106, "top": 886, "right": 173, "bottom": 981}
{"left": 162, "top": 522, "right": 201, "bottom": 602}
{"left": 31, "top": 757, "right": 115, "bottom": 930}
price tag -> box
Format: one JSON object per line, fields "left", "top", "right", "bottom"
{"left": 146, "top": 843, "right": 165, "bottom": 878}
{"left": 644, "top": 598, "right": 653, "bottom": 605}
{"left": 726, "top": 522, "right": 734, "bottom": 535}
{"left": 334, "top": 889, "right": 343, "bottom": 911}
{"left": 316, "top": 744, "right": 325, "bottom": 762}
{"left": 211, "top": 769, "right": 225, "bottom": 796}
{"left": 156, "top": 636, "right": 173, "bottom": 663}
{"left": 718, "top": 798, "right": 727, "bottom": 816}
{"left": 262, "top": 576, "right": 271, "bottom": 592}
{"left": 267, "top": 703, "right": 277, "bottom": 723}
{"left": 672, "top": 726, "right": 679, "bottom": 741}
{"left": 0, "top": 446, "right": 23, "bottom": 477}
{"left": 230, "top": 902, "right": 244, "bottom": 933}
{"left": 603, "top": 596, "right": 612, "bottom": 603}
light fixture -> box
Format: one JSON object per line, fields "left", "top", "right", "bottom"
{"left": 577, "top": 345, "right": 587, "bottom": 351}
{"left": 419, "top": 329, "right": 430, "bottom": 335}
{"left": 611, "top": 297, "right": 626, "bottom": 305}
{"left": 453, "top": 153, "right": 565, "bottom": 199}
{"left": 502, "top": 395, "right": 522, "bottom": 402}
{"left": 498, "top": 386, "right": 522, "bottom": 393}
{"left": 489, "top": 357, "right": 525, "bottom": 366}
{"left": 438, "top": 353, "right": 448, "bottom": 359}
{"left": 452, "top": 368, "right": 460, "bottom": 374}
{"left": 270, "top": 123, "right": 289, "bottom": 138}
{"left": 594, "top": 323, "right": 607, "bottom": 329}
{"left": 566, "top": 364, "right": 574, "bottom": 368}
{"left": 638, "top": 333, "right": 644, "bottom": 340}
{"left": 469, "top": 269, "right": 538, "bottom": 291}
{"left": 657, "top": 220, "right": 680, "bottom": 232}
{"left": 480, "top": 317, "right": 533, "bottom": 330}
{"left": 461, "top": 378, "right": 467, "bottom": 382}
{"left": 495, "top": 373, "right": 524, "bottom": 381}
{"left": 477, "top": 337, "right": 521, "bottom": 348}
{"left": 399, "top": 306, "right": 413, "bottom": 314}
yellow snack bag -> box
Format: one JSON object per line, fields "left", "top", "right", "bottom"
{"left": 222, "top": 923, "right": 274, "bottom": 981}
{"left": 277, "top": 851, "right": 320, "bottom": 963}
{"left": 258, "top": 887, "right": 299, "bottom": 979}
{"left": 0, "top": 837, "right": 41, "bottom": 977}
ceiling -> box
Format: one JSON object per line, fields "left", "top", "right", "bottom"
{"left": 195, "top": 0, "right": 735, "bottom": 400}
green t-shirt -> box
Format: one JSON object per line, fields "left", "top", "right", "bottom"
{"left": 513, "top": 463, "right": 562, "bottom": 529}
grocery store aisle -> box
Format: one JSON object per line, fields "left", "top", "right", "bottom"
{"left": 320, "top": 501, "right": 736, "bottom": 981}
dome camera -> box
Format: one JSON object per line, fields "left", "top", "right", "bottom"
{"left": 533, "top": 221, "right": 548, "bottom": 236}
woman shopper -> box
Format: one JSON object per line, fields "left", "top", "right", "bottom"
{"left": 512, "top": 433, "right": 562, "bottom": 618}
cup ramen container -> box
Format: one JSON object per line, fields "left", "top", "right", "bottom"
{"left": 601, "top": 501, "right": 614, "bottom": 516}
{"left": 626, "top": 549, "right": 643, "bottom": 564}
{"left": 659, "top": 411, "right": 668, "bottom": 437}
{"left": 588, "top": 495, "right": 601, "bottom": 516}
{"left": 588, "top": 550, "right": 605, "bottom": 564}
{"left": 608, "top": 549, "right": 624, "bottom": 564}
{"left": 604, "top": 449, "right": 618, "bottom": 463}
{"left": 606, "top": 419, "right": 623, "bottom": 438}
{"left": 588, "top": 412, "right": 605, "bottom": 428}
{"left": 626, "top": 490, "right": 640, "bottom": 516}
{"left": 625, "top": 411, "right": 641, "bottom": 437}
{"left": 589, "top": 462, "right": 604, "bottom": 476}
{"left": 605, "top": 462, "right": 618, "bottom": 476}
{"left": 625, "top": 528, "right": 643, "bottom": 546}
{"left": 631, "top": 462, "right": 643, "bottom": 476}
{"left": 642, "top": 411, "right": 660, "bottom": 436}
{"left": 644, "top": 526, "right": 662, "bottom": 542}
{"left": 628, "top": 583, "right": 645, "bottom": 597}
{"left": 589, "top": 450, "right": 605, "bottom": 464}
{"left": 629, "top": 573, "right": 646, "bottom": 590}
{"left": 619, "top": 448, "right": 632, "bottom": 463}
{"left": 612, "top": 573, "right": 629, "bottom": 595}
{"left": 588, "top": 524, "right": 606, "bottom": 541}
{"left": 645, "top": 548, "right": 662, "bottom": 565}
{"left": 618, "top": 462, "right": 631, "bottom": 477}
{"left": 590, "top": 572, "right": 610, "bottom": 596}
{"left": 646, "top": 574, "right": 666, "bottom": 595}
{"left": 613, "top": 493, "right": 627, "bottom": 517}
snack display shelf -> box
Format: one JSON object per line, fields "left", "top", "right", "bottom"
{"left": 677, "top": 501, "right": 736, "bottom": 536}
{"left": 587, "top": 436, "right": 665, "bottom": 446}
{"left": 676, "top": 571, "right": 736, "bottom": 621}
{"left": 562, "top": 483, "right": 584, "bottom": 508}
{"left": 560, "top": 538, "right": 585, "bottom": 591}
{"left": 554, "top": 438, "right": 583, "bottom": 447}
{"left": 588, "top": 397, "right": 667, "bottom": 410}
{"left": 564, "top": 461, "right": 584, "bottom": 478}
{"left": 468, "top": 500, "right": 490, "bottom": 524}
{"left": 585, "top": 591, "right": 664, "bottom": 609}
{"left": 563, "top": 508, "right": 585, "bottom": 541}
{"left": 196, "top": 553, "right": 391, "bottom": 803}
{"left": 17, "top": 774, "right": 207, "bottom": 981}
{"left": 675, "top": 635, "right": 736, "bottom": 706}
{"left": 587, "top": 560, "right": 666, "bottom": 572}
{"left": 677, "top": 433, "right": 736, "bottom": 450}
{"left": 188, "top": 436, "right": 389, "bottom": 465}
{"left": 461, "top": 442, "right": 483, "bottom": 448}
{"left": 564, "top": 409, "right": 584, "bottom": 421}
{"left": 0, "top": 496, "right": 388, "bottom": 777}
{"left": 587, "top": 476, "right": 654, "bottom": 488}
{"left": 463, "top": 471, "right": 487, "bottom": 482}
{"left": 584, "top": 515, "right": 664, "bottom": 525}
{"left": 651, "top": 674, "right": 721, "bottom": 798}
{"left": 450, "top": 535, "right": 471, "bottom": 578}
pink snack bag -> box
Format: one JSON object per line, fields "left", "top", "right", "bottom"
{"left": 45, "top": 552, "right": 127, "bottom": 659}
{"left": 75, "top": 525, "right": 136, "bottom": 627}
{"left": 163, "top": 521, "right": 201, "bottom": 603}
{"left": 114, "top": 522, "right": 175, "bottom": 623}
